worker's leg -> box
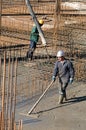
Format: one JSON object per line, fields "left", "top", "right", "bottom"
{"left": 30, "top": 49, "right": 34, "bottom": 60}
{"left": 58, "top": 80, "right": 64, "bottom": 104}
{"left": 62, "top": 82, "right": 68, "bottom": 101}
{"left": 27, "top": 41, "right": 36, "bottom": 60}
{"left": 58, "top": 79, "right": 68, "bottom": 104}
{"left": 58, "top": 93, "right": 64, "bottom": 104}
{"left": 63, "top": 89, "right": 67, "bottom": 101}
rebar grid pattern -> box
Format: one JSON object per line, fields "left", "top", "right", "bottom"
{"left": 0, "top": 51, "right": 23, "bottom": 130}
{"left": 0, "top": 0, "right": 86, "bottom": 129}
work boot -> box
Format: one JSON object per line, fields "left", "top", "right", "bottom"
{"left": 30, "top": 51, "right": 33, "bottom": 60}
{"left": 26, "top": 51, "right": 30, "bottom": 60}
{"left": 64, "top": 91, "right": 67, "bottom": 101}
{"left": 58, "top": 94, "right": 64, "bottom": 104}
{"left": 26, "top": 50, "right": 33, "bottom": 61}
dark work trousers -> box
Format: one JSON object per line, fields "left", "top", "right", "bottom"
{"left": 58, "top": 78, "right": 68, "bottom": 100}
{"left": 27, "top": 41, "right": 36, "bottom": 60}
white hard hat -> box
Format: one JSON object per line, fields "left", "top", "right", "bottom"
{"left": 57, "top": 50, "right": 65, "bottom": 57}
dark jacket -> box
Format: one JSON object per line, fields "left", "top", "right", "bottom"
{"left": 53, "top": 59, "right": 75, "bottom": 83}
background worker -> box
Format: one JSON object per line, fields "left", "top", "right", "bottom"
{"left": 26, "top": 19, "right": 44, "bottom": 60}
{"left": 52, "top": 50, "right": 75, "bottom": 104}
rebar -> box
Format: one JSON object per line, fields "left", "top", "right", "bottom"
{"left": 0, "top": 0, "right": 86, "bottom": 129}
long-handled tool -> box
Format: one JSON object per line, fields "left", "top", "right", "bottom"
{"left": 20, "top": 81, "right": 54, "bottom": 118}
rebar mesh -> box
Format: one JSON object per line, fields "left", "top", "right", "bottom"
{"left": 0, "top": 0, "right": 86, "bottom": 129}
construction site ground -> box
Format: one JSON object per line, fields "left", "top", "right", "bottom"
{"left": 1, "top": 1, "right": 86, "bottom": 129}
{"left": 15, "top": 61, "right": 86, "bottom": 130}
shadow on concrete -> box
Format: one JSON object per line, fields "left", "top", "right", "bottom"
{"left": 36, "top": 95, "right": 86, "bottom": 114}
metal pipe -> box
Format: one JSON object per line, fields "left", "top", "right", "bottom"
{"left": 25, "top": 0, "right": 46, "bottom": 46}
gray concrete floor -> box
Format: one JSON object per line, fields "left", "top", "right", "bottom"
{"left": 15, "top": 81, "right": 86, "bottom": 130}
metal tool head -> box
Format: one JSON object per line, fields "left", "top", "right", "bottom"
{"left": 19, "top": 112, "right": 39, "bottom": 118}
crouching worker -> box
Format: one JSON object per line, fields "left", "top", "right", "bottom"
{"left": 26, "top": 19, "right": 44, "bottom": 60}
{"left": 52, "top": 50, "right": 75, "bottom": 104}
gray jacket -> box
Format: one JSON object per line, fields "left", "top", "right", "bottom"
{"left": 53, "top": 59, "right": 75, "bottom": 83}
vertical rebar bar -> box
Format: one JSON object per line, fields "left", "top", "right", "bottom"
{"left": 0, "top": 112, "right": 2, "bottom": 130}
{"left": 13, "top": 57, "right": 17, "bottom": 129}
{"left": 18, "top": 120, "right": 22, "bottom": 130}
{"left": 54, "top": 0, "right": 61, "bottom": 50}
{"left": 6, "top": 52, "right": 11, "bottom": 130}
{"left": 0, "top": 0, "right": 2, "bottom": 37}
{"left": 10, "top": 55, "right": 14, "bottom": 130}
{"left": 0, "top": 56, "right": 1, "bottom": 87}
{"left": 1, "top": 51, "right": 6, "bottom": 130}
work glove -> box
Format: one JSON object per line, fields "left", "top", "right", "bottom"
{"left": 69, "top": 78, "right": 73, "bottom": 84}
{"left": 52, "top": 76, "right": 56, "bottom": 82}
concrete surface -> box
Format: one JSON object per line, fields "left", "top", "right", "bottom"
{"left": 15, "top": 81, "right": 86, "bottom": 130}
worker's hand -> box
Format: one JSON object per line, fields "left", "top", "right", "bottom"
{"left": 52, "top": 76, "right": 56, "bottom": 82}
{"left": 69, "top": 78, "right": 73, "bottom": 84}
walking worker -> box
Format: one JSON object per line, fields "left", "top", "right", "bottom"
{"left": 26, "top": 19, "right": 44, "bottom": 60}
{"left": 52, "top": 50, "right": 75, "bottom": 104}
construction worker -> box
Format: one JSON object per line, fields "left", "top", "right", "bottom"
{"left": 26, "top": 19, "right": 44, "bottom": 60}
{"left": 52, "top": 50, "right": 75, "bottom": 104}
